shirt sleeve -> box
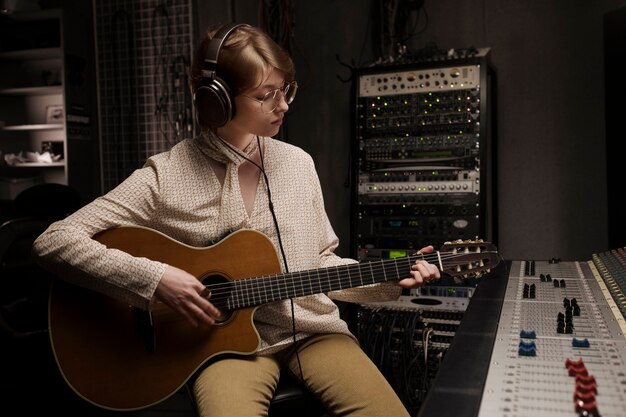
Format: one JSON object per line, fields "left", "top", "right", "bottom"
{"left": 32, "top": 165, "right": 167, "bottom": 310}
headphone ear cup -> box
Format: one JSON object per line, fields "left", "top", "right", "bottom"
{"left": 194, "top": 75, "right": 235, "bottom": 129}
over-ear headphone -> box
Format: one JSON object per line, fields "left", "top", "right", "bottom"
{"left": 194, "top": 23, "right": 249, "bottom": 129}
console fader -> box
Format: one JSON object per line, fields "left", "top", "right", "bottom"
{"left": 477, "top": 249, "right": 626, "bottom": 417}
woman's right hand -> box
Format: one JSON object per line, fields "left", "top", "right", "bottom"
{"left": 154, "top": 265, "right": 222, "bottom": 327}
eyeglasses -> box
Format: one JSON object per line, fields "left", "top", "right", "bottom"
{"left": 242, "top": 81, "right": 298, "bottom": 113}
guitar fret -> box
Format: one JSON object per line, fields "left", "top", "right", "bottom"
{"left": 301, "top": 270, "right": 309, "bottom": 296}
{"left": 245, "top": 278, "right": 253, "bottom": 306}
{"left": 302, "top": 270, "right": 309, "bottom": 296}
{"left": 326, "top": 266, "right": 332, "bottom": 292}
{"left": 280, "top": 274, "right": 286, "bottom": 299}
{"left": 322, "top": 268, "right": 333, "bottom": 292}
{"left": 290, "top": 272, "right": 297, "bottom": 298}
{"left": 231, "top": 283, "right": 239, "bottom": 309}
{"left": 394, "top": 258, "right": 400, "bottom": 280}
{"left": 358, "top": 264, "right": 364, "bottom": 286}
{"left": 270, "top": 272, "right": 280, "bottom": 300}
{"left": 321, "top": 267, "right": 328, "bottom": 290}
{"left": 261, "top": 276, "right": 268, "bottom": 304}
{"left": 315, "top": 269, "right": 323, "bottom": 294}
{"left": 307, "top": 270, "right": 314, "bottom": 296}
{"left": 372, "top": 261, "right": 383, "bottom": 282}
{"left": 383, "top": 260, "right": 395, "bottom": 281}
{"left": 289, "top": 272, "right": 296, "bottom": 299}
{"left": 255, "top": 277, "right": 262, "bottom": 305}
{"left": 378, "top": 260, "right": 385, "bottom": 282}
{"left": 335, "top": 265, "right": 342, "bottom": 290}
{"left": 296, "top": 271, "right": 304, "bottom": 297}
{"left": 240, "top": 278, "right": 247, "bottom": 308}
{"left": 295, "top": 271, "right": 301, "bottom": 296}
{"left": 241, "top": 279, "right": 249, "bottom": 308}
{"left": 287, "top": 274, "right": 294, "bottom": 299}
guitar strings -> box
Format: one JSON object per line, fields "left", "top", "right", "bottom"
{"left": 201, "top": 250, "right": 500, "bottom": 309}
{"left": 201, "top": 250, "right": 499, "bottom": 296}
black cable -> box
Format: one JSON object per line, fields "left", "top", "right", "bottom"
{"left": 213, "top": 133, "right": 304, "bottom": 381}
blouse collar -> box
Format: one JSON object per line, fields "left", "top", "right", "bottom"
{"left": 196, "top": 131, "right": 260, "bottom": 166}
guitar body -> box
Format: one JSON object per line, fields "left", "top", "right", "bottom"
{"left": 48, "top": 226, "right": 283, "bottom": 411}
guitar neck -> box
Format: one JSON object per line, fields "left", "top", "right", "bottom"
{"left": 226, "top": 254, "right": 424, "bottom": 310}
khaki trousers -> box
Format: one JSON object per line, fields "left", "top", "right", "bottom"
{"left": 192, "top": 333, "right": 410, "bottom": 417}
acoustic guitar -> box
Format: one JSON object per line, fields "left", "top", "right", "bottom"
{"left": 48, "top": 225, "right": 499, "bottom": 411}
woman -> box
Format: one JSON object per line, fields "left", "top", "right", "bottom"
{"left": 33, "top": 23, "right": 440, "bottom": 416}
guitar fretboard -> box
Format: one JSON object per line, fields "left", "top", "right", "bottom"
{"left": 222, "top": 256, "right": 419, "bottom": 310}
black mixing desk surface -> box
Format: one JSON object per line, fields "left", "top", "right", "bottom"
{"left": 418, "top": 248, "right": 626, "bottom": 417}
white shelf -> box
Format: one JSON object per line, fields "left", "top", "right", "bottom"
{"left": 0, "top": 47, "right": 62, "bottom": 60}
{"left": 1, "top": 123, "right": 64, "bottom": 131}
{"left": 8, "top": 162, "right": 65, "bottom": 168}
{"left": 0, "top": 85, "right": 63, "bottom": 95}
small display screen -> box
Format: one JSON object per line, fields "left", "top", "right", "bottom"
{"left": 385, "top": 220, "right": 420, "bottom": 228}
{"left": 389, "top": 250, "right": 408, "bottom": 259}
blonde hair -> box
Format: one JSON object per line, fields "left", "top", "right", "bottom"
{"left": 189, "top": 24, "right": 295, "bottom": 95}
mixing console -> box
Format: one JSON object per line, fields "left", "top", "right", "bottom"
{"left": 477, "top": 251, "right": 626, "bottom": 417}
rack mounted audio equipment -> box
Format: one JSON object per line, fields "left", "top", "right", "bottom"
{"left": 350, "top": 49, "right": 496, "bottom": 260}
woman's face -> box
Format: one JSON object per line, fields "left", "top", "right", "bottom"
{"left": 226, "top": 70, "right": 290, "bottom": 139}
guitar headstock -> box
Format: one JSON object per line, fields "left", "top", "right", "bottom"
{"left": 439, "top": 239, "right": 500, "bottom": 281}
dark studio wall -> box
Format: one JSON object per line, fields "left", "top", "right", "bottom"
{"left": 46, "top": 0, "right": 618, "bottom": 260}
{"left": 197, "top": 0, "right": 623, "bottom": 261}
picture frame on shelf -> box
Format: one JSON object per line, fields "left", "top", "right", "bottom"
{"left": 45, "top": 104, "right": 64, "bottom": 124}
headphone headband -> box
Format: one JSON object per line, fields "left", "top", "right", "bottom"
{"left": 203, "top": 23, "right": 248, "bottom": 73}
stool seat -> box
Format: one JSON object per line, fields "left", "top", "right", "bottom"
{"left": 268, "top": 373, "right": 327, "bottom": 417}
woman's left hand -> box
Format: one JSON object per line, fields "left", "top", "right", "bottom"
{"left": 396, "top": 245, "right": 441, "bottom": 288}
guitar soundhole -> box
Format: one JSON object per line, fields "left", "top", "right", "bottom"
{"left": 201, "top": 275, "right": 233, "bottom": 325}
